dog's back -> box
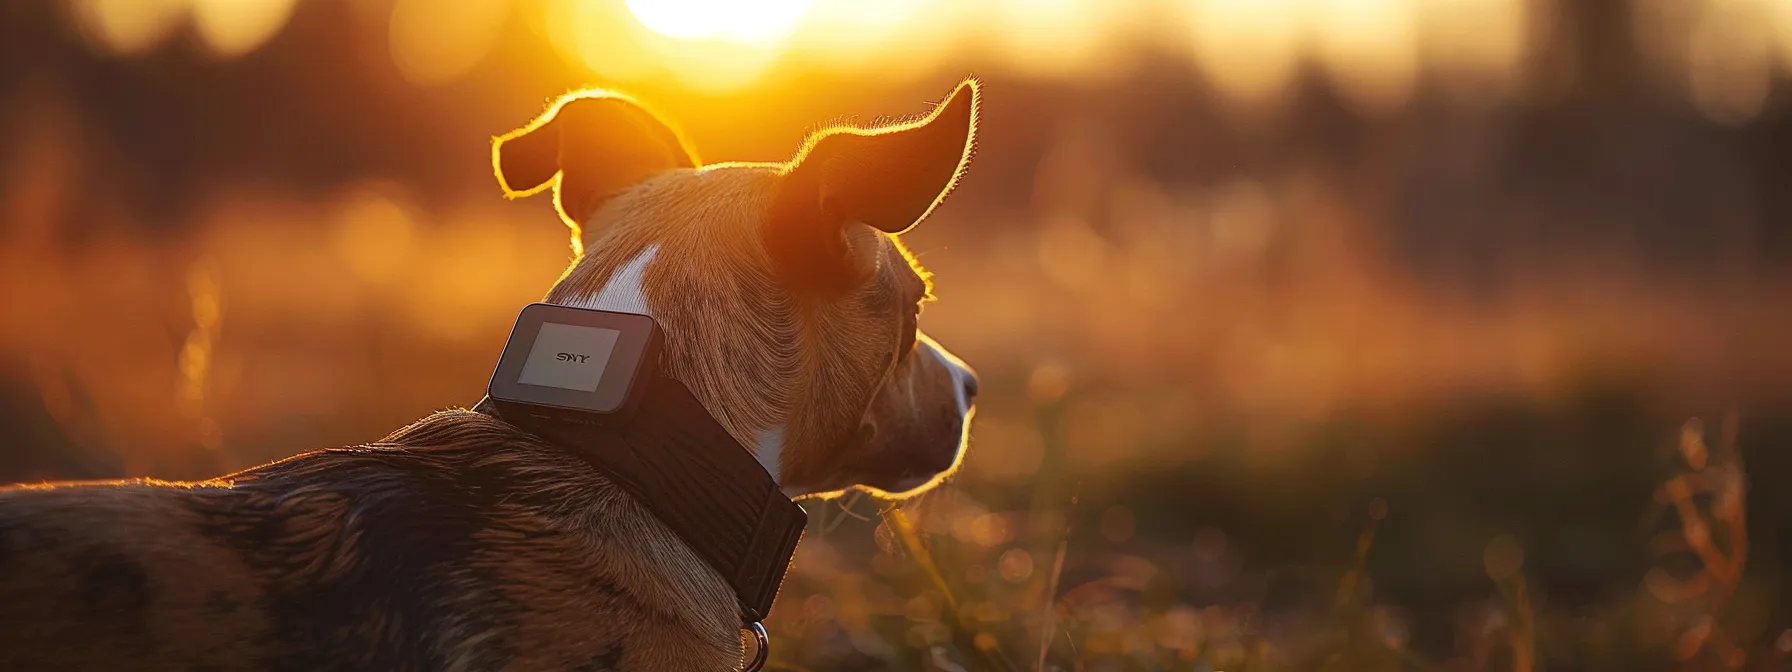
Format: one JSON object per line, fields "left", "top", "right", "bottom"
{"left": 0, "top": 476, "right": 275, "bottom": 669}
{"left": 0, "top": 410, "right": 728, "bottom": 671}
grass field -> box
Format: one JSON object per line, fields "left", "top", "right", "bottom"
{"left": 754, "top": 406, "right": 1768, "bottom": 672}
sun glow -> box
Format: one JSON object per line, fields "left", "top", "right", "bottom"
{"left": 623, "top": 0, "right": 815, "bottom": 45}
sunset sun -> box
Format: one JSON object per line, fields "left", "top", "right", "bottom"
{"left": 623, "top": 0, "right": 816, "bottom": 45}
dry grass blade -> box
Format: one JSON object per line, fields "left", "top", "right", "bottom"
{"left": 1035, "top": 538, "right": 1068, "bottom": 672}
{"left": 1644, "top": 414, "right": 1751, "bottom": 667}
{"left": 882, "top": 506, "right": 1022, "bottom": 672}
{"left": 884, "top": 506, "right": 959, "bottom": 613}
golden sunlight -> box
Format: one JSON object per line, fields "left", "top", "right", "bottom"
{"left": 623, "top": 0, "right": 815, "bottom": 45}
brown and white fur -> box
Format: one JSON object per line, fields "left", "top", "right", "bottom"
{"left": 0, "top": 80, "right": 982, "bottom": 670}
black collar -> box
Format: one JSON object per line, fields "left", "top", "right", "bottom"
{"left": 483, "top": 375, "right": 806, "bottom": 625}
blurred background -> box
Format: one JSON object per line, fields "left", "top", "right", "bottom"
{"left": 3, "top": 0, "right": 1791, "bottom": 669}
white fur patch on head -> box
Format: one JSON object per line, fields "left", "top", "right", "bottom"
{"left": 754, "top": 426, "right": 785, "bottom": 486}
{"left": 569, "top": 244, "right": 659, "bottom": 316}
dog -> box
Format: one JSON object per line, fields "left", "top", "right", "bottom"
{"left": 0, "top": 79, "right": 982, "bottom": 670}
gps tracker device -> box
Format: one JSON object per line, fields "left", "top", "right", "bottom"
{"left": 484, "top": 303, "right": 806, "bottom": 627}
{"left": 487, "top": 303, "right": 664, "bottom": 425}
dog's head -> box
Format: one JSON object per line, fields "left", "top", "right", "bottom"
{"left": 491, "top": 81, "right": 981, "bottom": 499}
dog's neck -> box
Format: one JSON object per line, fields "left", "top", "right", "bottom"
{"left": 560, "top": 243, "right": 789, "bottom": 487}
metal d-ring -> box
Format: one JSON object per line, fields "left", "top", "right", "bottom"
{"left": 743, "top": 621, "right": 770, "bottom": 672}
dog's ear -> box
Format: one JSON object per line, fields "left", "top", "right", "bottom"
{"left": 492, "top": 91, "right": 697, "bottom": 237}
{"left": 765, "top": 79, "right": 979, "bottom": 292}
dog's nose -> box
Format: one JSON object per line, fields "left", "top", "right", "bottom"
{"left": 961, "top": 369, "right": 980, "bottom": 400}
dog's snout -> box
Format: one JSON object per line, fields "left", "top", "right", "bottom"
{"left": 921, "top": 333, "right": 978, "bottom": 405}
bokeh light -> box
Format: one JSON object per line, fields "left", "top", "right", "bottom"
{"left": 1685, "top": 0, "right": 1774, "bottom": 126}
{"left": 1184, "top": 0, "right": 1303, "bottom": 107}
{"left": 65, "top": 0, "right": 187, "bottom": 56}
{"left": 189, "top": 0, "right": 297, "bottom": 59}
{"left": 389, "top": 0, "right": 512, "bottom": 85}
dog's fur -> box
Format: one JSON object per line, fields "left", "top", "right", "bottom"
{"left": 0, "top": 80, "right": 982, "bottom": 670}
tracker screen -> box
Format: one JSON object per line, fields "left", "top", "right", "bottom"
{"left": 515, "top": 322, "right": 622, "bottom": 393}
